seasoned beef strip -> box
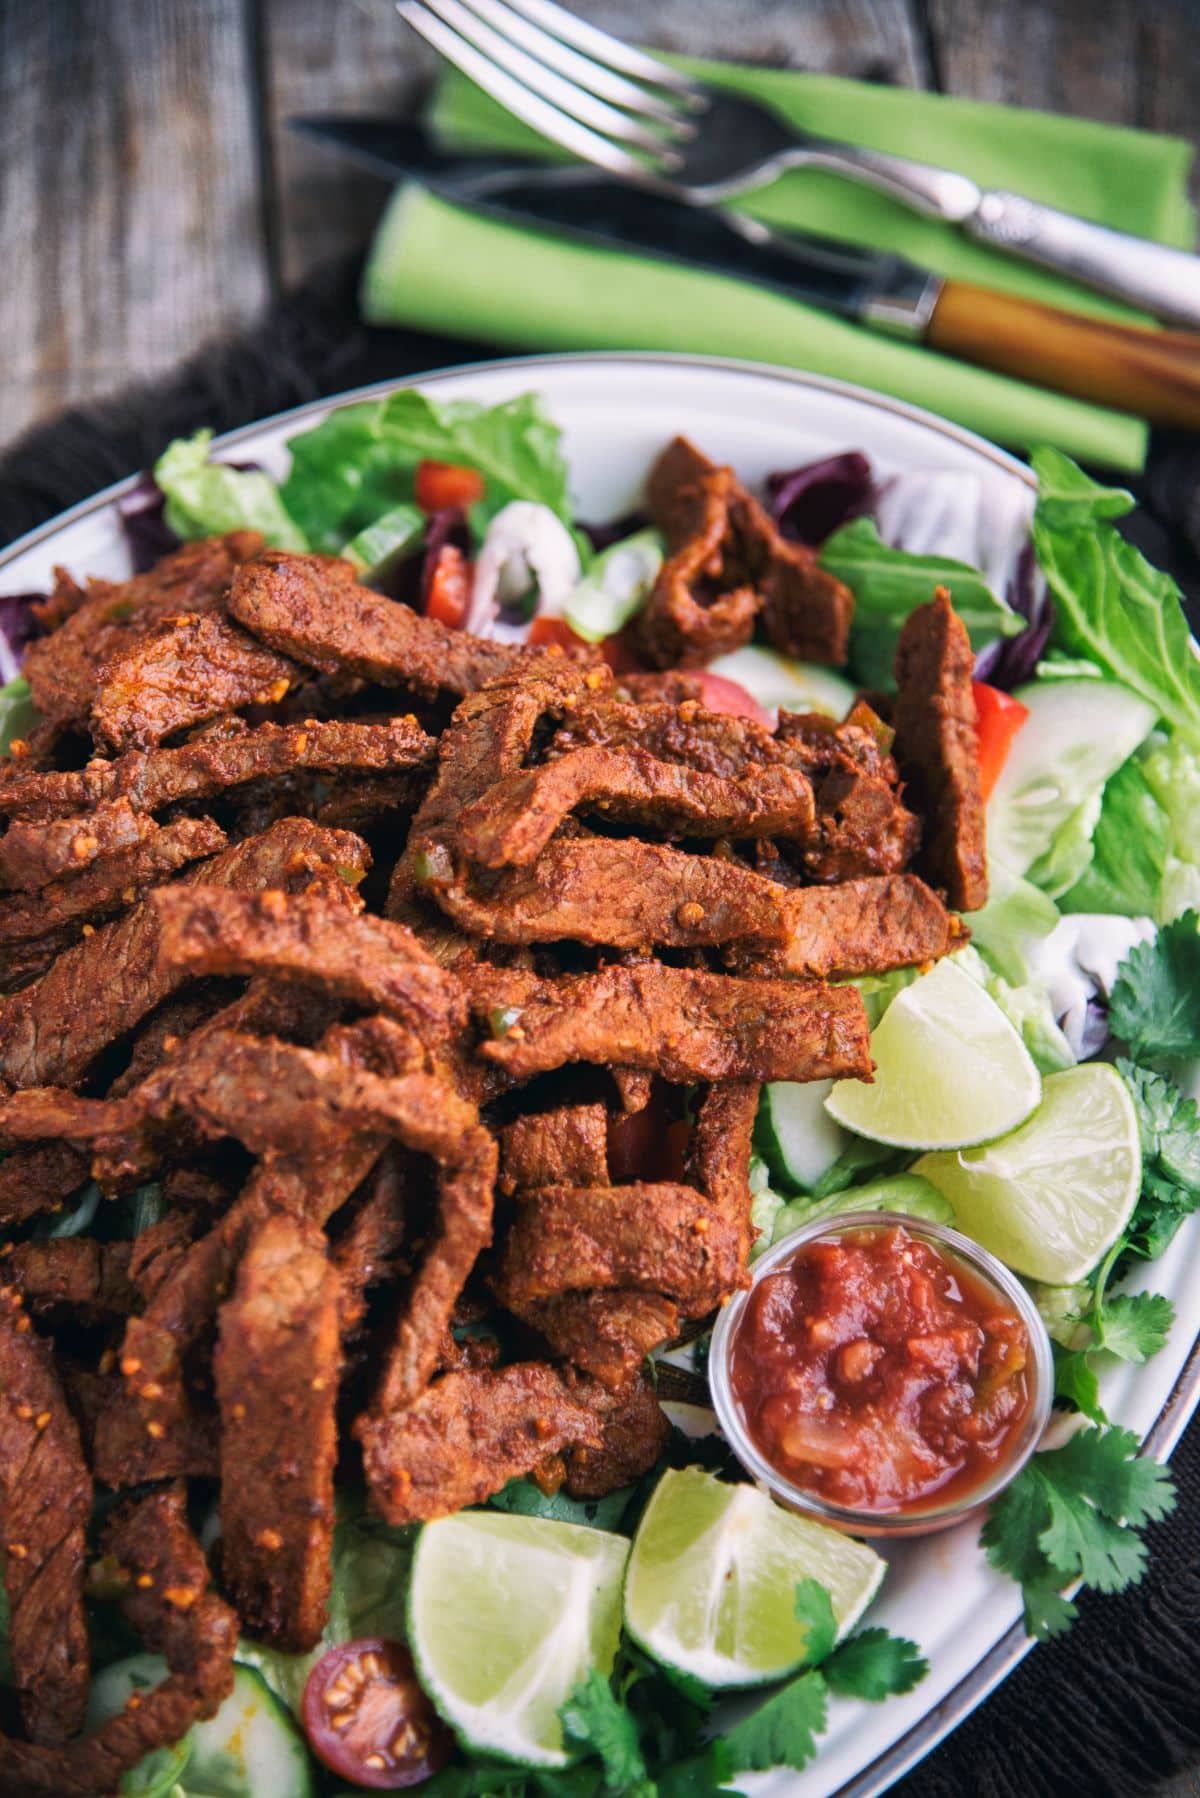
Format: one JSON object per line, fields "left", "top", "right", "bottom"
{"left": 0, "top": 1485, "right": 238, "bottom": 1798}
{"left": 563, "top": 1371, "right": 670, "bottom": 1499}
{"left": 0, "top": 715, "right": 434, "bottom": 823}
{"left": 151, "top": 886, "right": 468, "bottom": 1043}
{"left": 0, "top": 818, "right": 228, "bottom": 986}
{"left": 0, "top": 1142, "right": 90, "bottom": 1230}
{"left": 0, "top": 817, "right": 371, "bottom": 1090}
{"left": 635, "top": 437, "right": 853, "bottom": 667}
{"left": 893, "top": 589, "right": 988, "bottom": 911}
{"left": 499, "top": 1104, "right": 609, "bottom": 1195}
{"left": 0, "top": 795, "right": 157, "bottom": 891}
{"left": 22, "top": 532, "right": 264, "bottom": 729}
{"left": 91, "top": 611, "right": 301, "bottom": 752}
{"left": 474, "top": 964, "right": 871, "bottom": 1085}
{"left": 549, "top": 698, "right": 797, "bottom": 779}
{"left": 215, "top": 1213, "right": 341, "bottom": 1652}
{"left": 332, "top": 1147, "right": 410, "bottom": 1342}
{"left": 357, "top": 1362, "right": 608, "bottom": 1524}
{"left": 436, "top": 836, "right": 793, "bottom": 950}
{"left": 528, "top": 1289, "right": 680, "bottom": 1390}
{"left": 0, "top": 1286, "right": 92, "bottom": 1744}
{"left": 727, "top": 871, "right": 960, "bottom": 979}
{"left": 496, "top": 1181, "right": 747, "bottom": 1315}
{"left": 5, "top": 1239, "right": 136, "bottom": 1324}
{"left": 688, "top": 1080, "right": 760, "bottom": 1270}
{"left": 230, "top": 548, "right": 533, "bottom": 696}
{"left": 455, "top": 743, "right": 815, "bottom": 870}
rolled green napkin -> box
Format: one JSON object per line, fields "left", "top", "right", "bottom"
{"left": 363, "top": 57, "right": 1196, "bottom": 470}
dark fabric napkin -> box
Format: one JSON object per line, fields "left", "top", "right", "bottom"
{"left": 1, "top": 255, "right": 1198, "bottom": 1796}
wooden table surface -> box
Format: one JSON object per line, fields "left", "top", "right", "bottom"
{"left": 1, "top": 0, "right": 1198, "bottom": 446}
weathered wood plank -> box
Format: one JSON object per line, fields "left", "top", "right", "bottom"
{"left": 262, "top": 0, "right": 928, "bottom": 289}
{"left": 0, "top": 0, "right": 271, "bottom": 444}
{"left": 925, "top": 0, "right": 1200, "bottom": 218}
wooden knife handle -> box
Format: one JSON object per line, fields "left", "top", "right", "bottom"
{"left": 926, "top": 280, "right": 1200, "bottom": 430}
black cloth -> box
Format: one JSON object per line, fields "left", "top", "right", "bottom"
{"left": 1, "top": 255, "right": 1198, "bottom": 1797}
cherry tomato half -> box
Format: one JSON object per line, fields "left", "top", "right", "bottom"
{"left": 415, "top": 459, "right": 485, "bottom": 514}
{"left": 302, "top": 1638, "right": 453, "bottom": 1790}
{"left": 424, "top": 545, "right": 471, "bottom": 630}
{"left": 972, "top": 681, "right": 1029, "bottom": 801}
{"left": 526, "top": 615, "right": 644, "bottom": 674}
{"left": 691, "top": 671, "right": 771, "bottom": 728}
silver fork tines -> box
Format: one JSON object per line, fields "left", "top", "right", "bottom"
{"left": 397, "top": 0, "right": 700, "bottom": 177}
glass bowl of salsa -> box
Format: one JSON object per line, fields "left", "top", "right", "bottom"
{"left": 709, "top": 1212, "right": 1053, "bottom": 1537}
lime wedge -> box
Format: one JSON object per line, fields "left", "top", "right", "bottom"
{"left": 824, "top": 956, "right": 1041, "bottom": 1149}
{"left": 408, "top": 1512, "right": 628, "bottom": 1767}
{"left": 914, "top": 1064, "right": 1140, "bottom": 1284}
{"left": 623, "top": 1467, "right": 884, "bottom": 1689}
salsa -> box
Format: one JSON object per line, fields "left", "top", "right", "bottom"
{"left": 728, "top": 1225, "right": 1032, "bottom": 1514}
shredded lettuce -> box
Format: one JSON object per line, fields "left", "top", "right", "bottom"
{"left": 154, "top": 432, "right": 308, "bottom": 550}
{"left": 965, "top": 861, "right": 1061, "bottom": 988}
{"left": 1032, "top": 447, "right": 1200, "bottom": 746}
{"left": 817, "top": 516, "right": 1022, "bottom": 690}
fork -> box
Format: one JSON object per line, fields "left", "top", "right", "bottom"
{"left": 396, "top": 0, "right": 1200, "bottom": 330}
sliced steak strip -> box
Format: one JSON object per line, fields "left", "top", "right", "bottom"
{"left": 688, "top": 1080, "right": 760, "bottom": 1272}
{"left": 152, "top": 886, "right": 467, "bottom": 1042}
{"left": 499, "top": 1104, "right": 608, "bottom": 1195}
{"left": 5, "top": 1239, "right": 136, "bottom": 1324}
{"left": 474, "top": 964, "right": 870, "bottom": 1085}
{"left": 0, "top": 796, "right": 157, "bottom": 892}
{"left": 332, "top": 1147, "right": 409, "bottom": 1342}
{"left": 496, "top": 1181, "right": 746, "bottom": 1316}
{"left": 437, "top": 836, "right": 792, "bottom": 950}
{"left": 0, "top": 1287, "right": 92, "bottom": 1744}
{"left": 0, "top": 818, "right": 228, "bottom": 986}
{"left": 91, "top": 611, "right": 301, "bottom": 752}
{"left": 0, "top": 1143, "right": 90, "bottom": 1229}
{"left": 22, "top": 531, "right": 264, "bottom": 729}
{"left": 230, "top": 549, "right": 529, "bottom": 697}
{"left": 214, "top": 1213, "right": 341, "bottom": 1652}
{"left": 728, "top": 871, "right": 960, "bottom": 979}
{"left": 564, "top": 1372, "right": 670, "bottom": 1499}
{"left": 0, "top": 1484, "right": 238, "bottom": 1798}
{"left": 893, "top": 589, "right": 988, "bottom": 911}
{"left": 0, "top": 715, "right": 434, "bottom": 823}
{"left": 527, "top": 1290, "right": 680, "bottom": 1391}
{"left": 550, "top": 698, "right": 794, "bottom": 780}
{"left": 455, "top": 743, "right": 815, "bottom": 871}
{"left": 636, "top": 437, "right": 852, "bottom": 668}
{"left": 357, "top": 1362, "right": 607, "bottom": 1524}
{"left": 0, "top": 817, "right": 370, "bottom": 1090}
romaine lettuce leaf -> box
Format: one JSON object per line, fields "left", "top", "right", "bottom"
{"left": 954, "top": 944, "right": 1075, "bottom": 1075}
{"left": 1062, "top": 733, "right": 1200, "bottom": 923}
{"left": 817, "top": 516, "right": 1022, "bottom": 690}
{"left": 154, "top": 432, "right": 308, "bottom": 549}
{"left": 964, "top": 860, "right": 1061, "bottom": 988}
{"left": 1031, "top": 447, "right": 1200, "bottom": 746}
{"left": 280, "top": 390, "right": 570, "bottom": 553}
{"left": 0, "top": 676, "right": 36, "bottom": 756}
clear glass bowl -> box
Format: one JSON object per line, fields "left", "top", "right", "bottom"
{"left": 709, "top": 1210, "right": 1054, "bottom": 1539}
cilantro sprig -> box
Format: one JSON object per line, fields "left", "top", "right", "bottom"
{"left": 1110, "top": 912, "right": 1200, "bottom": 1060}
{"left": 981, "top": 1426, "right": 1175, "bottom": 1641}
{"left": 548, "top": 1587, "right": 928, "bottom": 1795}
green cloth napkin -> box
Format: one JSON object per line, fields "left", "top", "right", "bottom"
{"left": 362, "top": 56, "right": 1196, "bottom": 471}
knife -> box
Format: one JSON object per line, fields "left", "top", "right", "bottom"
{"left": 295, "top": 117, "right": 1200, "bottom": 431}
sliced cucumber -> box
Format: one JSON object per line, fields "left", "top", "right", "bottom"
{"left": 564, "top": 528, "right": 664, "bottom": 641}
{"left": 85, "top": 1654, "right": 193, "bottom": 1798}
{"left": 986, "top": 678, "right": 1156, "bottom": 881}
{"left": 758, "top": 1080, "right": 850, "bottom": 1193}
{"left": 705, "top": 645, "right": 855, "bottom": 719}
{"left": 186, "top": 1663, "right": 315, "bottom": 1797}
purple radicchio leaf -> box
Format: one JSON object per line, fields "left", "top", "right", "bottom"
{"left": 0, "top": 592, "right": 42, "bottom": 682}
{"left": 973, "top": 541, "right": 1055, "bottom": 689}
{"left": 118, "top": 472, "right": 182, "bottom": 574}
{"left": 766, "top": 452, "right": 875, "bottom": 548}
{"left": 578, "top": 509, "right": 650, "bottom": 554}
{"left": 1075, "top": 995, "right": 1111, "bottom": 1062}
